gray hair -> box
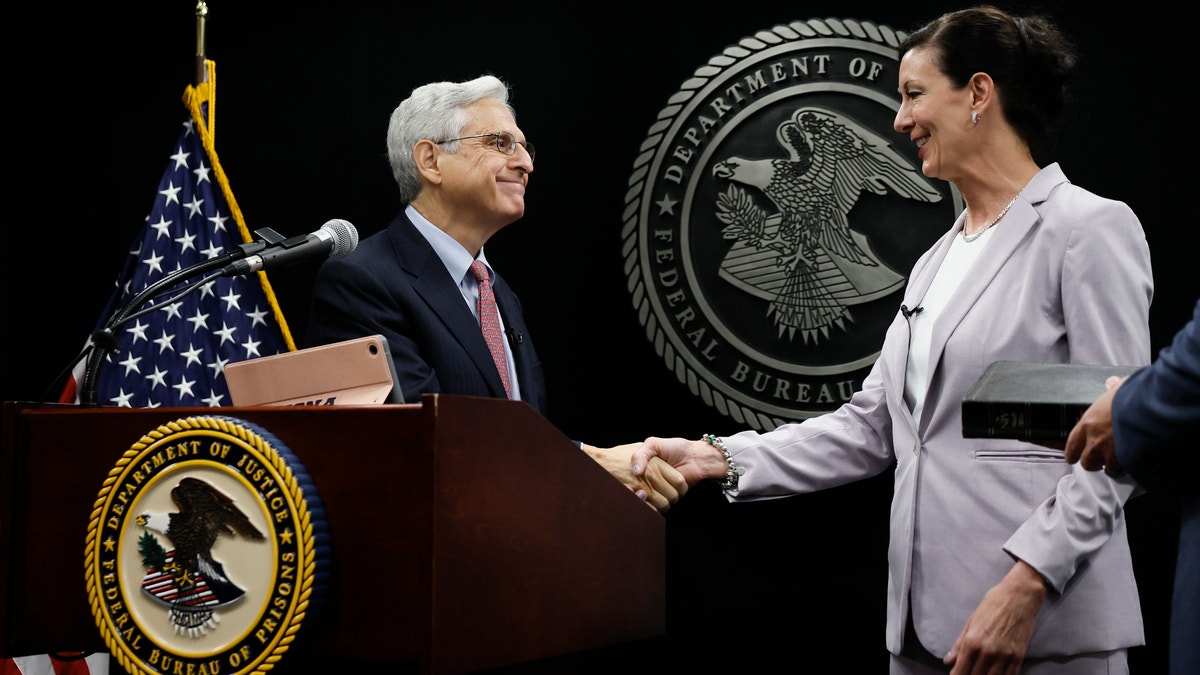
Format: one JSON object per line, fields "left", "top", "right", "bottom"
{"left": 386, "top": 75, "right": 513, "bottom": 204}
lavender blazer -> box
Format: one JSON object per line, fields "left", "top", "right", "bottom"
{"left": 722, "top": 163, "right": 1154, "bottom": 659}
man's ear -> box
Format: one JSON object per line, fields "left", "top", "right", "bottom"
{"left": 413, "top": 140, "right": 443, "bottom": 185}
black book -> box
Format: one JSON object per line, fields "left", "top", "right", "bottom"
{"left": 961, "top": 360, "right": 1140, "bottom": 440}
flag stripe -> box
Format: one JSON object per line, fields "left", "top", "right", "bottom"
{"left": 0, "top": 654, "right": 108, "bottom": 675}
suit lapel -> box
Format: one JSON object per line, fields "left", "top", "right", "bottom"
{"left": 493, "top": 280, "right": 530, "bottom": 379}
{"left": 388, "top": 216, "right": 510, "bottom": 398}
{"left": 922, "top": 166, "right": 1066, "bottom": 400}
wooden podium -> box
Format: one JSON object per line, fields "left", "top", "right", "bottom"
{"left": 0, "top": 395, "right": 665, "bottom": 674}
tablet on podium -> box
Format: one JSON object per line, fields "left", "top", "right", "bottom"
{"left": 225, "top": 334, "right": 404, "bottom": 406}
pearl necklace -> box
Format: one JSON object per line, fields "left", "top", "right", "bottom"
{"left": 962, "top": 194, "right": 1018, "bottom": 243}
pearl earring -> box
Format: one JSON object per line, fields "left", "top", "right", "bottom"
{"left": 971, "top": 111, "right": 981, "bottom": 125}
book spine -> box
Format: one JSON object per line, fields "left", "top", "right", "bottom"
{"left": 962, "top": 401, "right": 1089, "bottom": 440}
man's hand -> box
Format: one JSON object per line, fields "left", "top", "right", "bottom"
{"left": 1063, "top": 375, "right": 1128, "bottom": 476}
{"left": 582, "top": 443, "right": 688, "bottom": 513}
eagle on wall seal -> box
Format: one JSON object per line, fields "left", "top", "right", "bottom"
{"left": 712, "top": 106, "right": 941, "bottom": 344}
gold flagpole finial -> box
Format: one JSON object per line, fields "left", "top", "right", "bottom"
{"left": 195, "top": 1, "right": 209, "bottom": 84}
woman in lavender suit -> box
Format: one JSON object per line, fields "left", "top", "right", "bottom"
{"left": 631, "top": 7, "right": 1153, "bottom": 673}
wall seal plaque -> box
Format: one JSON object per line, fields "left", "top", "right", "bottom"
{"left": 623, "top": 18, "right": 962, "bottom": 430}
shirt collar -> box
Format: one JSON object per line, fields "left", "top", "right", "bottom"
{"left": 406, "top": 204, "right": 491, "bottom": 282}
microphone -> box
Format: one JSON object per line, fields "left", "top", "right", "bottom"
{"left": 221, "top": 219, "right": 358, "bottom": 276}
{"left": 900, "top": 304, "right": 924, "bottom": 319}
{"left": 506, "top": 328, "right": 525, "bottom": 345}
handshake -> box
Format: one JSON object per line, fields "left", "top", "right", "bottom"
{"left": 582, "top": 437, "right": 735, "bottom": 513}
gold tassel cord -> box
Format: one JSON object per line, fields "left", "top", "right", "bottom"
{"left": 182, "top": 59, "right": 298, "bottom": 351}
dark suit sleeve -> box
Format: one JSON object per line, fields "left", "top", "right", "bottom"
{"left": 1112, "top": 299, "right": 1200, "bottom": 488}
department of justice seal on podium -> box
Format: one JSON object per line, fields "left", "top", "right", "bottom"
{"left": 623, "top": 18, "right": 963, "bottom": 430}
{"left": 85, "top": 415, "right": 329, "bottom": 674}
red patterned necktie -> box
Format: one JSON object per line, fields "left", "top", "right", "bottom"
{"left": 469, "top": 260, "right": 512, "bottom": 398}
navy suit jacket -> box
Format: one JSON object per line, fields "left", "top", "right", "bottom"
{"left": 1113, "top": 299, "right": 1200, "bottom": 675}
{"left": 304, "top": 211, "right": 548, "bottom": 416}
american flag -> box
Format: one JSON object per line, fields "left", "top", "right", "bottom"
{"left": 12, "top": 60, "right": 293, "bottom": 675}
{"left": 59, "top": 60, "right": 295, "bottom": 407}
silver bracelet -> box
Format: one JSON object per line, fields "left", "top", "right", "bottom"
{"left": 702, "top": 434, "right": 744, "bottom": 491}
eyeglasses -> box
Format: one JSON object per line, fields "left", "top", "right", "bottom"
{"left": 435, "top": 131, "right": 535, "bottom": 161}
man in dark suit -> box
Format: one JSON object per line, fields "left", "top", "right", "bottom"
{"left": 306, "top": 74, "right": 685, "bottom": 510}
{"left": 1065, "top": 299, "right": 1200, "bottom": 675}
{"left": 307, "top": 75, "right": 541, "bottom": 411}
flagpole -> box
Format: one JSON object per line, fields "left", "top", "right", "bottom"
{"left": 195, "top": 0, "right": 208, "bottom": 84}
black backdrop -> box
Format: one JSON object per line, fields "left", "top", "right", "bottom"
{"left": 7, "top": 1, "right": 1194, "bottom": 672}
